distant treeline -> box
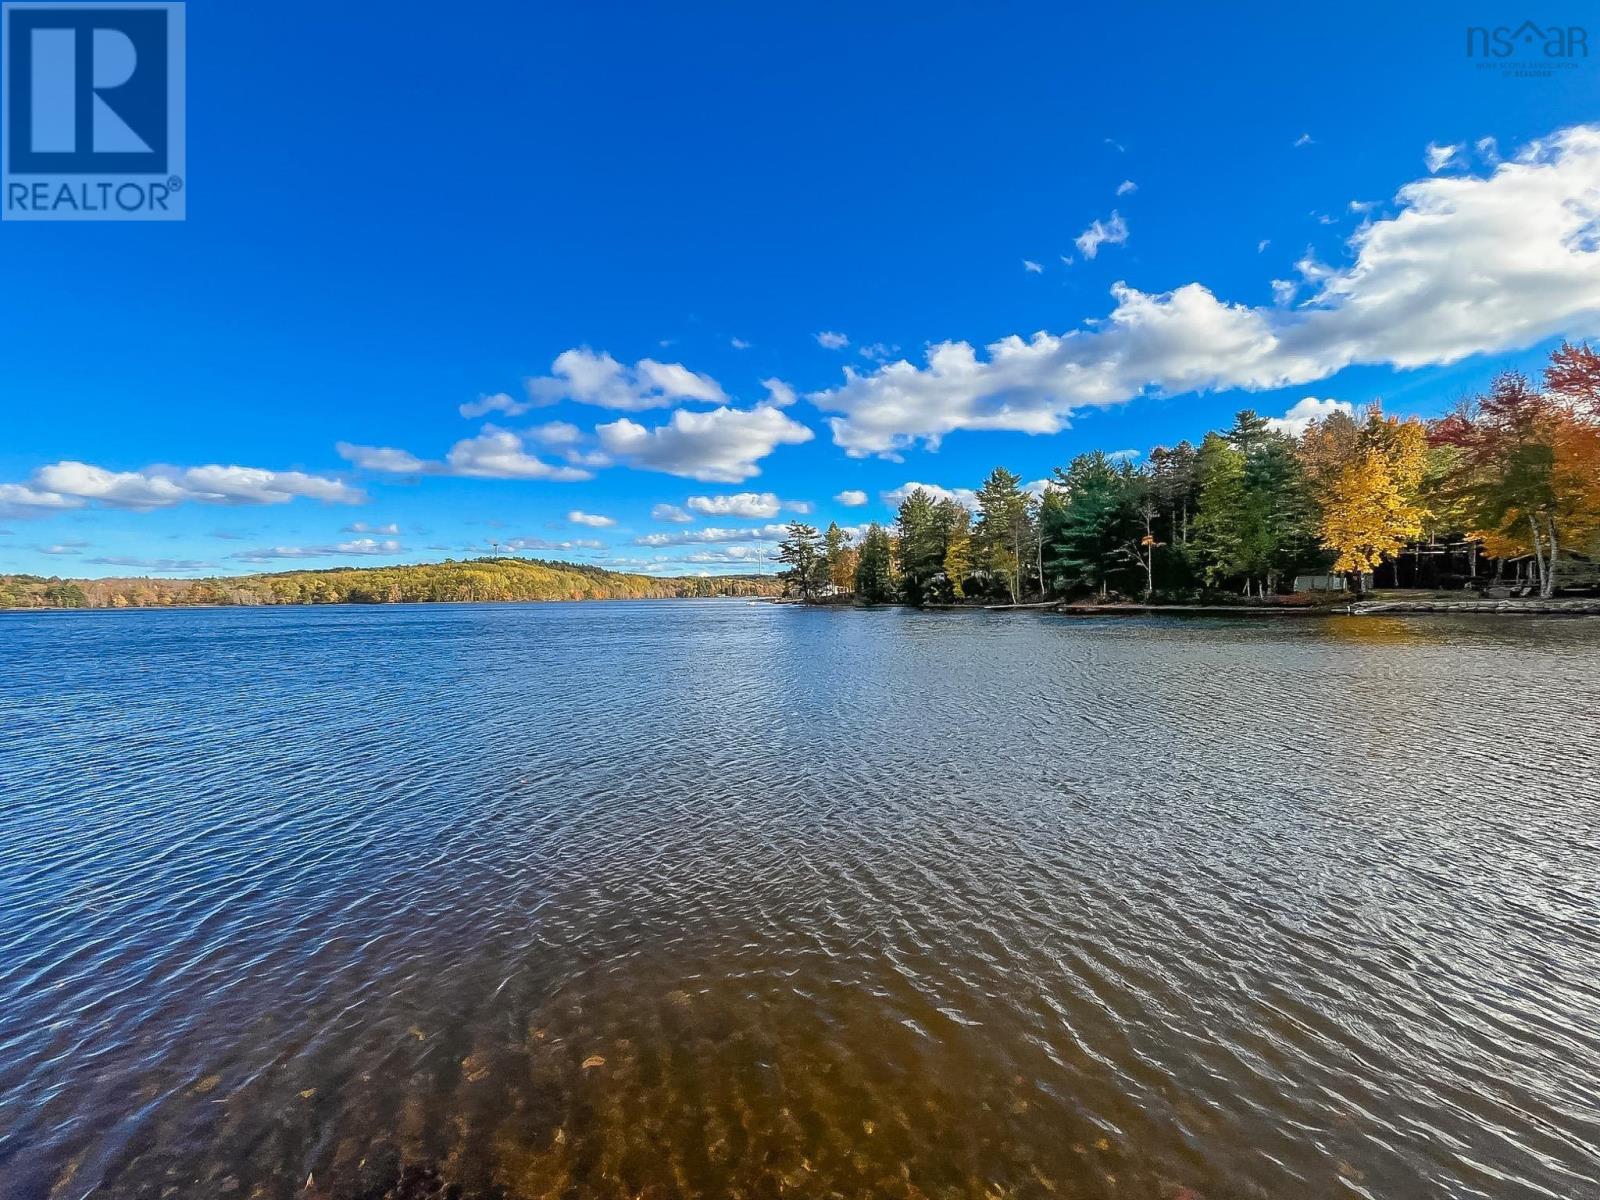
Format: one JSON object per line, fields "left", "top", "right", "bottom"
{"left": 778, "top": 342, "right": 1600, "bottom": 605}
{"left": 0, "top": 557, "right": 782, "bottom": 610}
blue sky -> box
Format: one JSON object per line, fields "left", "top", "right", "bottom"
{"left": 3, "top": 2, "right": 1598, "bottom": 576}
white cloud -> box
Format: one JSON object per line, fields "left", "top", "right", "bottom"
{"left": 816, "top": 331, "right": 850, "bottom": 350}
{"left": 527, "top": 421, "right": 584, "bottom": 446}
{"left": 1425, "top": 141, "right": 1462, "bottom": 173}
{"left": 1075, "top": 211, "right": 1129, "bottom": 259}
{"left": 650, "top": 503, "right": 694, "bottom": 523}
{"left": 1294, "top": 133, "right": 1314, "bottom": 148}
{"left": 231, "top": 538, "right": 403, "bottom": 562}
{"left": 1106, "top": 448, "right": 1141, "bottom": 462}
{"left": 85, "top": 556, "right": 215, "bottom": 572}
{"left": 1116, "top": 179, "right": 1137, "bottom": 196}
{"left": 1023, "top": 259, "right": 1043, "bottom": 273}
{"left": 504, "top": 536, "right": 605, "bottom": 553}
{"left": 815, "top": 124, "right": 1600, "bottom": 458}
{"left": 446, "top": 428, "right": 594, "bottom": 481}
{"left": 858, "top": 342, "right": 898, "bottom": 363}
{"left": 460, "top": 348, "right": 726, "bottom": 417}
{"left": 834, "top": 489, "right": 868, "bottom": 507}
{"left": 1266, "top": 396, "right": 1355, "bottom": 437}
{"left": 40, "top": 542, "right": 84, "bottom": 555}
{"left": 1477, "top": 136, "right": 1500, "bottom": 164}
{"left": 684, "top": 492, "right": 810, "bottom": 518}
{"left": 1271, "top": 278, "right": 1297, "bottom": 304}
{"left": 0, "top": 482, "right": 85, "bottom": 512}
{"left": 1257, "top": 239, "right": 1270, "bottom": 253}
{"left": 567, "top": 510, "right": 616, "bottom": 527}
{"left": 761, "top": 378, "right": 798, "bottom": 407}
{"left": 633, "top": 523, "right": 789, "bottom": 547}
{"left": 343, "top": 521, "right": 401, "bottom": 534}
{"left": 880, "top": 482, "right": 979, "bottom": 510}
{"left": 336, "top": 442, "right": 428, "bottom": 473}
{"left": 6, "top": 461, "right": 363, "bottom": 512}
{"left": 731, "top": 337, "right": 751, "bottom": 350}
{"left": 596, "top": 403, "right": 814, "bottom": 483}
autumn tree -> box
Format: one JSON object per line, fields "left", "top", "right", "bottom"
{"left": 822, "top": 522, "right": 857, "bottom": 594}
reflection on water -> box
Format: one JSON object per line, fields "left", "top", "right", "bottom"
{"left": 2, "top": 603, "right": 1599, "bottom": 1200}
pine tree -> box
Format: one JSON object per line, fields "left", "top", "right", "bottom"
{"left": 853, "top": 524, "right": 896, "bottom": 602}
{"left": 776, "top": 521, "right": 825, "bottom": 601}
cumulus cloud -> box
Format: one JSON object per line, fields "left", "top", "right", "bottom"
{"left": 596, "top": 403, "right": 814, "bottom": 483}
{"left": 858, "top": 342, "right": 898, "bottom": 364}
{"left": 731, "top": 337, "right": 751, "bottom": 350}
{"left": 1116, "top": 179, "right": 1137, "bottom": 195}
{"left": 880, "top": 482, "right": 979, "bottom": 510}
{"left": 1, "top": 461, "right": 363, "bottom": 513}
{"left": 650, "top": 503, "right": 694, "bottom": 523}
{"left": 1023, "top": 259, "right": 1044, "bottom": 273}
{"left": 1294, "top": 133, "right": 1314, "bottom": 148}
{"left": 1075, "top": 210, "right": 1129, "bottom": 259}
{"left": 684, "top": 492, "right": 810, "bottom": 518}
{"left": 343, "top": 521, "right": 400, "bottom": 534}
{"left": 816, "top": 331, "right": 849, "bottom": 350}
{"left": 760, "top": 378, "right": 798, "bottom": 407}
{"left": 1266, "top": 396, "right": 1355, "bottom": 437}
{"left": 526, "top": 421, "right": 584, "bottom": 446}
{"left": 460, "top": 348, "right": 726, "bottom": 417}
{"left": 336, "top": 443, "right": 428, "bottom": 473}
{"left": 567, "top": 510, "right": 615, "bottom": 527}
{"left": 633, "top": 523, "right": 789, "bottom": 547}
{"left": 834, "top": 489, "right": 868, "bottom": 507}
{"left": 815, "top": 124, "right": 1600, "bottom": 458}
{"left": 446, "top": 428, "right": 594, "bottom": 481}
{"left": 1425, "top": 141, "right": 1463, "bottom": 173}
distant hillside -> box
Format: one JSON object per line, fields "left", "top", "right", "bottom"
{"left": 0, "top": 557, "right": 783, "bottom": 609}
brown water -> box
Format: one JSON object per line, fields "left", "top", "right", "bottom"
{"left": 3, "top": 602, "right": 1599, "bottom": 1200}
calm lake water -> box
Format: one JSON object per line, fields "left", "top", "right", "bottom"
{"left": 3, "top": 602, "right": 1599, "bottom": 1200}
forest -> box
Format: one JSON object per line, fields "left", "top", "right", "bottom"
{"left": 778, "top": 343, "right": 1600, "bottom": 606}
{"left": 0, "top": 557, "right": 781, "bottom": 610}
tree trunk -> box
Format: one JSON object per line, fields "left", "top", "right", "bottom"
{"left": 1544, "top": 516, "right": 1559, "bottom": 599}
{"left": 1528, "top": 515, "right": 1548, "bottom": 598}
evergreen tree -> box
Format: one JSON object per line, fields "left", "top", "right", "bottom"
{"left": 853, "top": 523, "right": 896, "bottom": 602}
{"left": 776, "top": 521, "right": 826, "bottom": 601}
{"left": 1042, "top": 452, "right": 1137, "bottom": 598}
{"left": 895, "top": 488, "right": 944, "bottom": 605}
{"left": 1191, "top": 432, "right": 1249, "bottom": 588}
{"left": 974, "top": 467, "right": 1032, "bottom": 602}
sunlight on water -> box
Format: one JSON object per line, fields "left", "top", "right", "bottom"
{"left": 2, "top": 602, "right": 1599, "bottom": 1200}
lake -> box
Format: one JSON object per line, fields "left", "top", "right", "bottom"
{"left": 3, "top": 602, "right": 1599, "bottom": 1200}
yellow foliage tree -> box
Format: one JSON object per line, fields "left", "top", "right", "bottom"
{"left": 1317, "top": 449, "right": 1425, "bottom": 594}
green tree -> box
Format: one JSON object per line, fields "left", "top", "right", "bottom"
{"left": 974, "top": 467, "right": 1032, "bottom": 602}
{"left": 854, "top": 523, "right": 896, "bottom": 602}
{"left": 1042, "top": 452, "right": 1136, "bottom": 598}
{"left": 895, "top": 488, "right": 944, "bottom": 605}
{"left": 776, "top": 521, "right": 826, "bottom": 601}
{"left": 1191, "top": 432, "right": 1249, "bottom": 588}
